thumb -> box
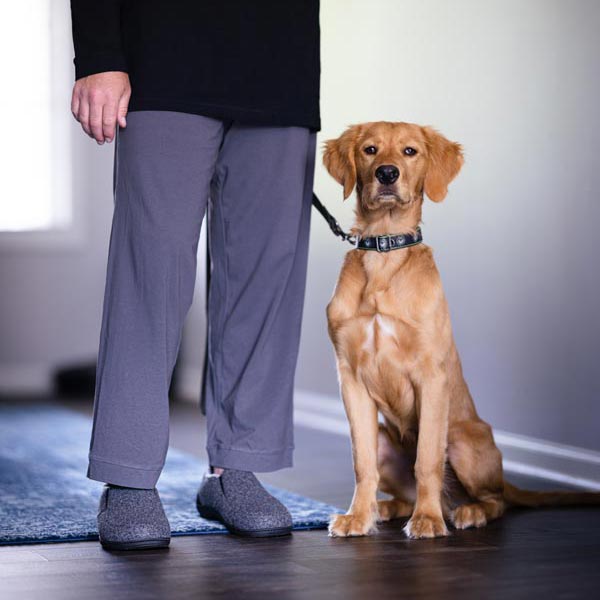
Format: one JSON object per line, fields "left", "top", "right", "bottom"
{"left": 117, "top": 92, "right": 129, "bottom": 129}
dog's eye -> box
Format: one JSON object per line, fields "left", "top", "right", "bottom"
{"left": 403, "top": 147, "right": 417, "bottom": 156}
{"left": 364, "top": 146, "right": 377, "bottom": 155}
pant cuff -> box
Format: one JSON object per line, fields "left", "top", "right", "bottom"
{"left": 87, "top": 457, "right": 162, "bottom": 489}
{"left": 206, "top": 445, "right": 293, "bottom": 473}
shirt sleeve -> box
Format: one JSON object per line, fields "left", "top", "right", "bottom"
{"left": 70, "top": 0, "right": 127, "bottom": 80}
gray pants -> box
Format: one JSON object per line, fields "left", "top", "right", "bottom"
{"left": 88, "top": 111, "right": 316, "bottom": 489}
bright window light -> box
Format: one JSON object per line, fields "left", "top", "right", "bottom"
{"left": 0, "top": 2, "right": 72, "bottom": 233}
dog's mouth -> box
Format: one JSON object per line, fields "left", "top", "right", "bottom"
{"left": 373, "top": 187, "right": 404, "bottom": 203}
{"left": 361, "top": 183, "right": 413, "bottom": 208}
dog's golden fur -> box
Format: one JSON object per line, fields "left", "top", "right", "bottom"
{"left": 323, "top": 121, "right": 600, "bottom": 538}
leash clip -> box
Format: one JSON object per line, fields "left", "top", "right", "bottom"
{"left": 312, "top": 193, "right": 358, "bottom": 247}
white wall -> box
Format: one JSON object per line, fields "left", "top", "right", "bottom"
{"left": 295, "top": 0, "right": 600, "bottom": 451}
{"left": 0, "top": 129, "right": 112, "bottom": 391}
{"left": 1, "top": 1, "right": 598, "bottom": 455}
{"left": 0, "top": 0, "right": 114, "bottom": 392}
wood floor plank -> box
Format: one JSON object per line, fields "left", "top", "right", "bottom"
{"left": 1, "top": 396, "right": 599, "bottom": 600}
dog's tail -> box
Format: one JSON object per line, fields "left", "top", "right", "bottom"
{"left": 503, "top": 481, "right": 600, "bottom": 508}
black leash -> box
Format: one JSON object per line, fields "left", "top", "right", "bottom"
{"left": 311, "top": 193, "right": 357, "bottom": 246}
{"left": 311, "top": 192, "right": 423, "bottom": 252}
{"left": 199, "top": 191, "right": 418, "bottom": 412}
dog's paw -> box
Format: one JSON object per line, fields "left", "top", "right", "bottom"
{"left": 377, "top": 499, "right": 413, "bottom": 522}
{"left": 451, "top": 503, "right": 488, "bottom": 529}
{"left": 328, "top": 513, "right": 377, "bottom": 537}
{"left": 403, "top": 512, "right": 448, "bottom": 539}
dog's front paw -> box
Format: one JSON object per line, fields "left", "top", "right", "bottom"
{"left": 403, "top": 512, "right": 448, "bottom": 539}
{"left": 328, "top": 513, "right": 377, "bottom": 537}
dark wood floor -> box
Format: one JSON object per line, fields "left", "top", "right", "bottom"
{"left": 1, "top": 396, "right": 599, "bottom": 600}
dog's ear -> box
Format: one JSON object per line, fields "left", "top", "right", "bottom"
{"left": 323, "top": 125, "right": 362, "bottom": 200}
{"left": 422, "top": 127, "right": 464, "bottom": 202}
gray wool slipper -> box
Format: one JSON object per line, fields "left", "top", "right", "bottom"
{"left": 97, "top": 485, "right": 171, "bottom": 551}
{"left": 196, "top": 469, "right": 293, "bottom": 537}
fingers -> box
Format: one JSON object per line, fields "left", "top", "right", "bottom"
{"left": 71, "top": 83, "right": 92, "bottom": 139}
{"left": 89, "top": 97, "right": 104, "bottom": 144}
{"left": 102, "top": 100, "right": 118, "bottom": 143}
{"left": 105, "top": 87, "right": 130, "bottom": 140}
{"left": 70, "top": 74, "right": 131, "bottom": 144}
{"left": 117, "top": 89, "right": 131, "bottom": 129}
{"left": 71, "top": 88, "right": 80, "bottom": 121}
{"left": 78, "top": 96, "right": 91, "bottom": 137}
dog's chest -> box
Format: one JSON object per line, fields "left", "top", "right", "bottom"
{"left": 352, "top": 284, "right": 419, "bottom": 427}
{"left": 354, "top": 309, "right": 418, "bottom": 424}
{"left": 358, "top": 284, "right": 417, "bottom": 358}
{"left": 356, "top": 310, "right": 417, "bottom": 380}
{"left": 361, "top": 313, "right": 397, "bottom": 352}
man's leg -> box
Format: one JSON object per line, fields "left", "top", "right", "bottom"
{"left": 203, "top": 123, "right": 317, "bottom": 471}
{"left": 88, "top": 111, "right": 224, "bottom": 489}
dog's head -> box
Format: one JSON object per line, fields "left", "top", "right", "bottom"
{"left": 323, "top": 121, "right": 464, "bottom": 211}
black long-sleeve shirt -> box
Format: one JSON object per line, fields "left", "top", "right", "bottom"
{"left": 70, "top": 0, "right": 321, "bottom": 131}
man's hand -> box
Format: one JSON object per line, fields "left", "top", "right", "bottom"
{"left": 71, "top": 72, "right": 131, "bottom": 144}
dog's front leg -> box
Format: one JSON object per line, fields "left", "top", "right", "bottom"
{"left": 329, "top": 367, "right": 379, "bottom": 537}
{"left": 404, "top": 370, "right": 450, "bottom": 539}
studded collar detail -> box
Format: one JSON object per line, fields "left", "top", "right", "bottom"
{"left": 355, "top": 227, "right": 423, "bottom": 252}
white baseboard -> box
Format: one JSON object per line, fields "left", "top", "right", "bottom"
{"left": 293, "top": 389, "right": 600, "bottom": 491}
{"left": 149, "top": 371, "right": 600, "bottom": 491}
{"left": 0, "top": 364, "right": 53, "bottom": 395}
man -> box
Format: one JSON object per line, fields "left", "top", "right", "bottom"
{"left": 70, "top": 0, "right": 320, "bottom": 550}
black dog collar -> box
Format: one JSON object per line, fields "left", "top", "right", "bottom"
{"left": 355, "top": 227, "right": 423, "bottom": 252}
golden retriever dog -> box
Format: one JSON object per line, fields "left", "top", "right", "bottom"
{"left": 324, "top": 121, "right": 600, "bottom": 538}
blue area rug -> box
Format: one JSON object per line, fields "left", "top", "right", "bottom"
{"left": 0, "top": 404, "right": 340, "bottom": 545}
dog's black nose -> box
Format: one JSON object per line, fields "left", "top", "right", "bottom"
{"left": 375, "top": 165, "right": 399, "bottom": 185}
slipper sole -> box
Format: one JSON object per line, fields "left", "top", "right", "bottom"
{"left": 196, "top": 497, "right": 292, "bottom": 538}
{"left": 100, "top": 538, "right": 171, "bottom": 551}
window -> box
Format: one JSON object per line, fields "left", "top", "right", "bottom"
{"left": 0, "top": 2, "right": 77, "bottom": 247}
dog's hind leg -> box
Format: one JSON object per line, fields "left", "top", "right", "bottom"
{"left": 377, "top": 499, "right": 414, "bottom": 521}
{"left": 377, "top": 423, "right": 415, "bottom": 522}
{"left": 447, "top": 419, "right": 506, "bottom": 529}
